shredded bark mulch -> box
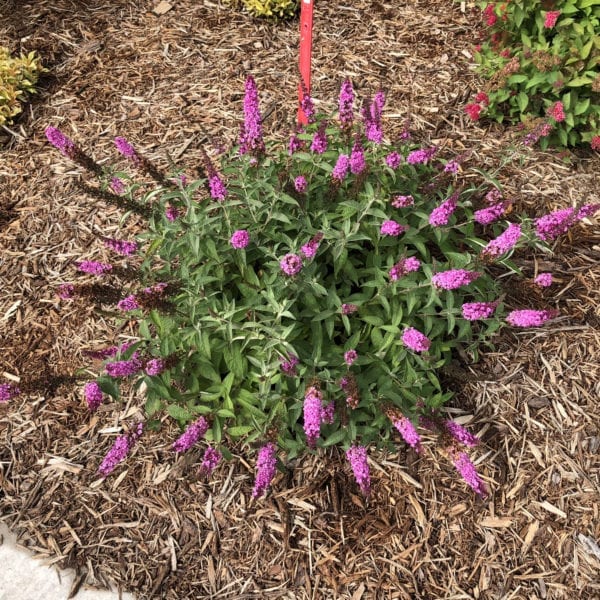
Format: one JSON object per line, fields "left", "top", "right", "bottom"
{"left": 1, "top": 1, "right": 599, "bottom": 598}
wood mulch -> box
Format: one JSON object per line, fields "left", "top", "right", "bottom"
{"left": 1, "top": 0, "right": 599, "bottom": 598}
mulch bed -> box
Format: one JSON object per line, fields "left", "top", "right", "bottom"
{"left": 1, "top": 0, "right": 599, "bottom": 598}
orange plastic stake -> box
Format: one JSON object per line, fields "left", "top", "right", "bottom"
{"left": 298, "top": 0, "right": 314, "bottom": 125}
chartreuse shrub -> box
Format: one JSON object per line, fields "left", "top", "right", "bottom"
{"left": 31, "top": 77, "right": 598, "bottom": 499}
{"left": 226, "top": 0, "right": 299, "bottom": 19}
{"left": 0, "top": 47, "right": 46, "bottom": 127}
{"left": 467, "top": 0, "right": 600, "bottom": 149}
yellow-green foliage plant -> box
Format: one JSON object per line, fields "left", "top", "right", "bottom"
{"left": 0, "top": 48, "right": 46, "bottom": 127}
{"left": 229, "top": 0, "right": 299, "bottom": 19}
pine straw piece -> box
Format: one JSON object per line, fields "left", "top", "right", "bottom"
{"left": 1, "top": 0, "right": 600, "bottom": 598}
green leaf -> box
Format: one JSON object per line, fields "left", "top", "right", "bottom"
{"left": 517, "top": 92, "right": 529, "bottom": 112}
{"left": 567, "top": 76, "right": 593, "bottom": 87}
{"left": 227, "top": 425, "right": 253, "bottom": 438}
{"left": 168, "top": 405, "right": 192, "bottom": 421}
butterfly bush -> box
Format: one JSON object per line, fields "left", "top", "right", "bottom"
{"left": 40, "top": 76, "right": 600, "bottom": 500}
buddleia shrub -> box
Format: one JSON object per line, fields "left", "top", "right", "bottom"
{"left": 466, "top": 0, "right": 600, "bottom": 149}
{"left": 37, "top": 77, "right": 599, "bottom": 499}
{"left": 0, "top": 47, "right": 46, "bottom": 127}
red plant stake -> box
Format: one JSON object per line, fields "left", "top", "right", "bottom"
{"left": 298, "top": 0, "right": 314, "bottom": 125}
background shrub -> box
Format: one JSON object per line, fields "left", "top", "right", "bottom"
{"left": 470, "top": 0, "right": 600, "bottom": 149}
{"left": 0, "top": 47, "right": 45, "bottom": 128}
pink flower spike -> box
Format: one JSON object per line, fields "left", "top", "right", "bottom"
{"left": 461, "top": 301, "right": 497, "bottom": 320}
{"left": 114, "top": 137, "right": 140, "bottom": 163}
{"left": 84, "top": 381, "right": 104, "bottom": 411}
{"left": 450, "top": 450, "right": 487, "bottom": 497}
{"left": 252, "top": 442, "right": 278, "bottom": 498}
{"left": 506, "top": 309, "right": 558, "bottom": 327}
{"left": 199, "top": 447, "right": 222, "bottom": 476}
{"left": 346, "top": 445, "right": 371, "bottom": 496}
{"left": 0, "top": 383, "right": 20, "bottom": 403}
{"left": 280, "top": 253, "right": 303, "bottom": 276}
{"left": 172, "top": 417, "right": 209, "bottom": 453}
{"left": 344, "top": 349, "right": 358, "bottom": 366}
{"left": 230, "top": 229, "right": 250, "bottom": 249}
{"left": 432, "top": 269, "right": 481, "bottom": 290}
{"left": 401, "top": 327, "right": 431, "bottom": 352}
{"left": 393, "top": 416, "right": 422, "bottom": 452}
{"left": 98, "top": 423, "right": 143, "bottom": 477}
{"left": 445, "top": 420, "right": 479, "bottom": 448}
{"left": 303, "top": 385, "right": 323, "bottom": 448}
{"left": 481, "top": 223, "right": 522, "bottom": 259}
{"left": 544, "top": 10, "right": 560, "bottom": 28}
{"left": 534, "top": 273, "right": 553, "bottom": 288}
{"left": 380, "top": 220, "right": 408, "bottom": 236}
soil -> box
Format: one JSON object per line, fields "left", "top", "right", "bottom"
{"left": 1, "top": 1, "right": 599, "bottom": 598}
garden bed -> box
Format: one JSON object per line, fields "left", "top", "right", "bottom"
{"left": 1, "top": 0, "right": 599, "bottom": 598}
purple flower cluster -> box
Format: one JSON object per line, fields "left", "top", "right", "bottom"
{"left": 294, "top": 175, "right": 307, "bottom": 193}
{"left": 280, "top": 253, "right": 303, "bottom": 276}
{"left": 402, "top": 327, "right": 431, "bottom": 352}
{"left": 432, "top": 269, "right": 481, "bottom": 290}
{"left": 45, "top": 126, "right": 75, "bottom": 157}
{"left": 172, "top": 417, "right": 209, "bottom": 453}
{"left": 321, "top": 401, "right": 335, "bottom": 424}
{"left": 338, "top": 79, "right": 354, "bottom": 127}
{"left": 380, "top": 220, "right": 408, "bottom": 236}
{"left": 474, "top": 203, "right": 505, "bottom": 225}
{"left": 84, "top": 341, "right": 135, "bottom": 360}
{"left": 363, "top": 91, "right": 385, "bottom": 144}
{"left": 349, "top": 140, "right": 366, "bottom": 174}
{"left": 300, "top": 235, "right": 322, "bottom": 261}
{"left": 445, "top": 420, "right": 479, "bottom": 448}
{"left": 58, "top": 283, "right": 75, "bottom": 300}
{"left": 506, "top": 309, "right": 558, "bottom": 327}
{"left": 406, "top": 146, "right": 436, "bottom": 165}
{"left": 199, "top": 447, "right": 222, "bottom": 476}
{"left": 114, "top": 137, "right": 140, "bottom": 163}
{"left": 481, "top": 223, "right": 522, "bottom": 259}
{"left": 300, "top": 87, "right": 315, "bottom": 123}
{"left": 105, "top": 353, "right": 142, "bottom": 377}
{"left": 534, "top": 273, "right": 553, "bottom": 287}
{"left": 310, "top": 125, "right": 328, "bottom": 154}
{"left": 208, "top": 174, "right": 227, "bottom": 201}
{"left": 577, "top": 204, "right": 600, "bottom": 220}
{"left": 145, "top": 358, "right": 166, "bottom": 376}
{"left": 98, "top": 422, "right": 143, "bottom": 477}
{"left": 303, "top": 385, "right": 323, "bottom": 447}
{"left": 393, "top": 416, "right": 422, "bottom": 452}
{"left": 110, "top": 177, "right": 126, "bottom": 195}
{"left": 103, "top": 238, "right": 138, "bottom": 256}
{"left": 239, "top": 75, "right": 265, "bottom": 155}
{"left": 346, "top": 445, "right": 371, "bottom": 496}
{"left": 429, "top": 193, "right": 458, "bottom": 227}
{"left": 344, "top": 349, "right": 358, "bottom": 366}
{"left": 534, "top": 207, "right": 575, "bottom": 241}
{"left": 76, "top": 261, "right": 113, "bottom": 276}
{"left": 230, "top": 229, "right": 250, "bottom": 249}
{"left": 444, "top": 160, "right": 460, "bottom": 174}
{"left": 385, "top": 152, "right": 401, "bottom": 169}
{"left": 288, "top": 132, "right": 303, "bottom": 155}
{"left": 332, "top": 154, "right": 350, "bottom": 181}
{"left": 450, "top": 450, "right": 487, "bottom": 497}
{"left": 341, "top": 303, "right": 358, "bottom": 315}
{"left": 84, "top": 381, "right": 104, "bottom": 411}
{"left": 391, "top": 194, "right": 414, "bottom": 208}
{"left": 389, "top": 256, "right": 420, "bottom": 281}
{"left": 165, "top": 205, "right": 180, "bottom": 221}
{"left": 280, "top": 353, "right": 299, "bottom": 376}
{"left": 117, "top": 295, "right": 140, "bottom": 311}
{"left": 461, "top": 301, "right": 497, "bottom": 320}
{"left": 0, "top": 383, "right": 20, "bottom": 403}
{"left": 252, "top": 442, "right": 277, "bottom": 498}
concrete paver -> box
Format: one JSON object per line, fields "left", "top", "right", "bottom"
{"left": 0, "top": 524, "right": 134, "bottom": 600}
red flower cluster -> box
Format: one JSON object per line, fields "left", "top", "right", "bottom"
{"left": 544, "top": 10, "right": 561, "bottom": 28}
{"left": 547, "top": 101, "right": 566, "bottom": 123}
